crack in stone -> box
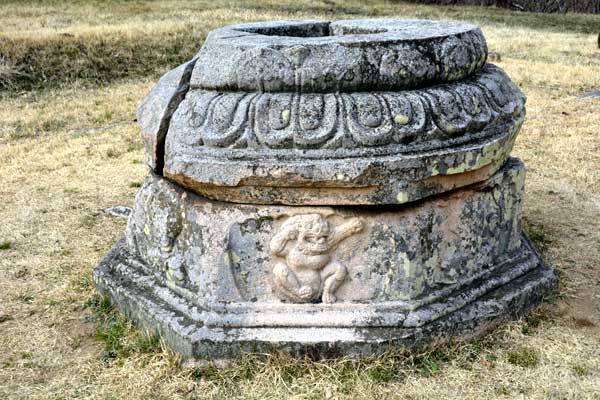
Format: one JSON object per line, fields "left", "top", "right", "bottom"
{"left": 155, "top": 58, "right": 197, "bottom": 175}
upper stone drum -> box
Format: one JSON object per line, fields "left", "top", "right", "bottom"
{"left": 94, "top": 19, "right": 558, "bottom": 360}
{"left": 139, "top": 19, "right": 526, "bottom": 205}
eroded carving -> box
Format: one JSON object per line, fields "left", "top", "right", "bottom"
{"left": 270, "top": 214, "right": 364, "bottom": 303}
{"left": 175, "top": 65, "right": 524, "bottom": 151}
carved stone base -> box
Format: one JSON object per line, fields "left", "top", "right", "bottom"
{"left": 93, "top": 158, "right": 558, "bottom": 360}
{"left": 94, "top": 237, "right": 556, "bottom": 360}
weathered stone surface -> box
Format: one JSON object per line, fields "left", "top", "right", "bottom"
{"left": 133, "top": 19, "right": 528, "bottom": 205}
{"left": 168, "top": 64, "right": 523, "bottom": 152}
{"left": 128, "top": 159, "right": 525, "bottom": 304}
{"left": 581, "top": 88, "right": 600, "bottom": 98}
{"left": 137, "top": 58, "right": 196, "bottom": 172}
{"left": 93, "top": 159, "right": 558, "bottom": 359}
{"left": 104, "top": 205, "right": 132, "bottom": 219}
{"left": 164, "top": 63, "right": 524, "bottom": 205}
{"left": 191, "top": 19, "right": 487, "bottom": 93}
{"left": 96, "top": 18, "right": 558, "bottom": 361}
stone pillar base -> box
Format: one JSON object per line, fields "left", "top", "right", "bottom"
{"left": 93, "top": 158, "right": 558, "bottom": 360}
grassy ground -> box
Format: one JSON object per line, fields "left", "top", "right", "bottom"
{"left": 0, "top": 1, "right": 599, "bottom": 399}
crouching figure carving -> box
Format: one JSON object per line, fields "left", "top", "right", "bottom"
{"left": 270, "top": 214, "right": 364, "bottom": 303}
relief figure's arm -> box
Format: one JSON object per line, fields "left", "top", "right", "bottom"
{"left": 329, "top": 218, "right": 364, "bottom": 248}
{"left": 269, "top": 225, "right": 297, "bottom": 256}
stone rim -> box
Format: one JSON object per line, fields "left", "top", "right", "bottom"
{"left": 191, "top": 18, "right": 487, "bottom": 93}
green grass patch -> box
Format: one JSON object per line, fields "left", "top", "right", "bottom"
{"left": 520, "top": 305, "right": 554, "bottom": 335}
{"left": 69, "top": 270, "right": 94, "bottom": 293}
{"left": 507, "top": 346, "right": 540, "bottom": 368}
{"left": 571, "top": 363, "right": 589, "bottom": 377}
{"left": 87, "top": 294, "right": 162, "bottom": 362}
{"left": 0, "top": 241, "right": 12, "bottom": 250}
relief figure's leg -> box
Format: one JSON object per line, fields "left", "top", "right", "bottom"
{"left": 273, "top": 262, "right": 310, "bottom": 302}
{"left": 320, "top": 261, "right": 348, "bottom": 304}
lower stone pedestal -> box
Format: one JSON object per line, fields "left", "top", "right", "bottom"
{"left": 93, "top": 158, "right": 558, "bottom": 360}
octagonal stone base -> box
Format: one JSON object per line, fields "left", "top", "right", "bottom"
{"left": 93, "top": 158, "right": 558, "bottom": 360}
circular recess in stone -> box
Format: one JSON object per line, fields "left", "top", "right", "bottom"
{"left": 191, "top": 19, "right": 488, "bottom": 93}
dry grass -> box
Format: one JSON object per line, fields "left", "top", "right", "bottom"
{"left": 0, "top": 0, "right": 598, "bottom": 90}
{"left": 0, "top": 1, "right": 599, "bottom": 399}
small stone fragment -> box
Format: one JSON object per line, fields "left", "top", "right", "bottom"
{"left": 104, "top": 206, "right": 132, "bottom": 218}
{"left": 580, "top": 89, "right": 600, "bottom": 98}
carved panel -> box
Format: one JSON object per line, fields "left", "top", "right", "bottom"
{"left": 269, "top": 214, "right": 364, "bottom": 303}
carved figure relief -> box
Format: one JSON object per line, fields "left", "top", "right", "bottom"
{"left": 270, "top": 214, "right": 364, "bottom": 303}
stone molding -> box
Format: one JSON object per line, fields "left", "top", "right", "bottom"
{"left": 167, "top": 65, "right": 524, "bottom": 151}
